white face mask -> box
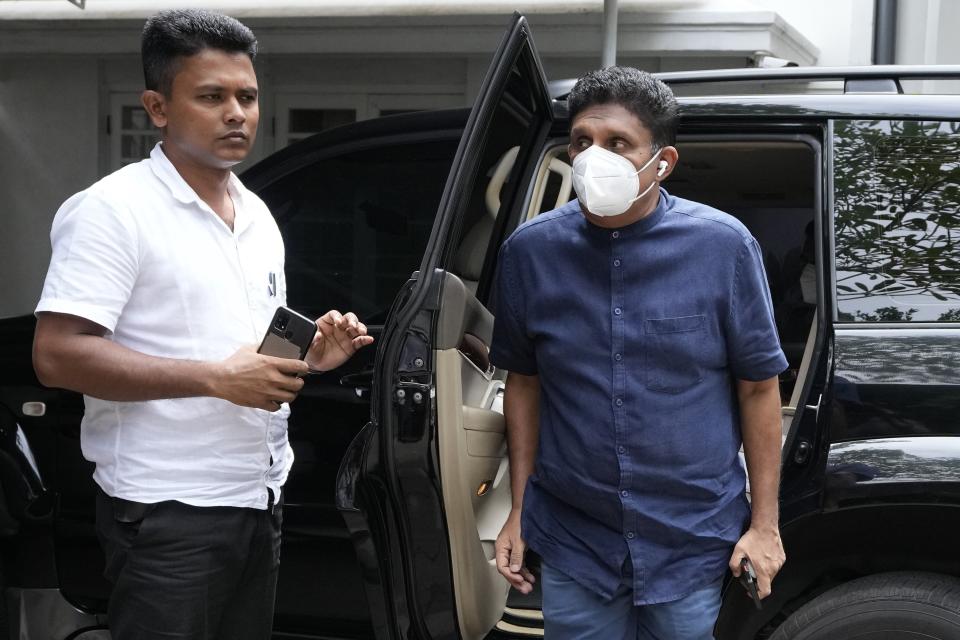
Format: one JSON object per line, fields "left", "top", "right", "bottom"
{"left": 572, "top": 145, "right": 663, "bottom": 217}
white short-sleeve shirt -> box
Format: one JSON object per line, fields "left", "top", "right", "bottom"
{"left": 37, "top": 143, "right": 291, "bottom": 509}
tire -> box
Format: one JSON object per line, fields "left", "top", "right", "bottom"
{"left": 770, "top": 572, "right": 960, "bottom": 640}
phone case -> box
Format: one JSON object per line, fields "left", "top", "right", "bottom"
{"left": 258, "top": 306, "right": 318, "bottom": 359}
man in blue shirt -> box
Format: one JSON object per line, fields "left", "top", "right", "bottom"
{"left": 491, "top": 67, "right": 788, "bottom": 639}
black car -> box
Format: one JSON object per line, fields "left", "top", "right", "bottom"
{"left": 2, "top": 13, "right": 960, "bottom": 640}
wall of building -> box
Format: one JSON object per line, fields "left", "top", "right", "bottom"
{"left": 758, "top": 0, "right": 960, "bottom": 68}
{"left": 754, "top": 0, "right": 874, "bottom": 65}
{"left": 9, "top": 0, "right": 959, "bottom": 320}
{"left": 0, "top": 57, "right": 101, "bottom": 318}
{"left": 0, "top": 52, "right": 474, "bottom": 318}
{"left": 0, "top": 45, "right": 754, "bottom": 319}
{"left": 896, "top": 0, "right": 960, "bottom": 65}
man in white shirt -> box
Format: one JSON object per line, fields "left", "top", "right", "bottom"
{"left": 32, "top": 10, "right": 373, "bottom": 639}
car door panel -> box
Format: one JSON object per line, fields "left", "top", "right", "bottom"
{"left": 0, "top": 314, "right": 107, "bottom": 611}
{"left": 434, "top": 273, "right": 510, "bottom": 640}
{"left": 337, "top": 12, "right": 553, "bottom": 640}
{"left": 248, "top": 123, "right": 464, "bottom": 636}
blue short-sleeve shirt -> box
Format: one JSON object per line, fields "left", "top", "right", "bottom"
{"left": 490, "top": 189, "right": 787, "bottom": 605}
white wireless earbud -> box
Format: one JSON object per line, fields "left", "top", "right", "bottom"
{"left": 657, "top": 160, "right": 668, "bottom": 177}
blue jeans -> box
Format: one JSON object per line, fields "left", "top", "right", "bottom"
{"left": 541, "top": 562, "right": 722, "bottom": 640}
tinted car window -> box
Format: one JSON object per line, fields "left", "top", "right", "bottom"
{"left": 834, "top": 120, "right": 960, "bottom": 322}
{"left": 258, "top": 139, "right": 458, "bottom": 323}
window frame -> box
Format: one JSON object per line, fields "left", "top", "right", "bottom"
{"left": 274, "top": 90, "right": 466, "bottom": 150}
{"left": 274, "top": 93, "right": 365, "bottom": 149}
{"left": 108, "top": 91, "right": 159, "bottom": 172}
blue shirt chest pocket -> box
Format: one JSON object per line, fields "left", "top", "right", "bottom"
{"left": 644, "top": 314, "right": 706, "bottom": 393}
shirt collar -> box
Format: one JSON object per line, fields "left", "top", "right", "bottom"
{"left": 577, "top": 187, "right": 672, "bottom": 238}
{"left": 148, "top": 143, "right": 251, "bottom": 234}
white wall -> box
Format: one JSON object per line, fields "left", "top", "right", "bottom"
{"left": 751, "top": 0, "right": 875, "bottom": 65}
{"left": 936, "top": 0, "right": 960, "bottom": 64}
{"left": 0, "top": 57, "right": 102, "bottom": 318}
{"left": 896, "top": 0, "right": 960, "bottom": 65}
{"left": 755, "top": 0, "right": 960, "bottom": 68}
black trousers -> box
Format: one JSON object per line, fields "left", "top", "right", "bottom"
{"left": 95, "top": 487, "right": 283, "bottom": 640}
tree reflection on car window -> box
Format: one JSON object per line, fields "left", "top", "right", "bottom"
{"left": 834, "top": 120, "right": 960, "bottom": 322}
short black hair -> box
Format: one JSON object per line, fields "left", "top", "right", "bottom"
{"left": 141, "top": 9, "right": 257, "bottom": 96}
{"left": 568, "top": 66, "right": 678, "bottom": 149}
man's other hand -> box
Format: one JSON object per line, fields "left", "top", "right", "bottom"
{"left": 305, "top": 310, "right": 375, "bottom": 372}
{"left": 213, "top": 346, "right": 308, "bottom": 411}
{"left": 495, "top": 508, "right": 536, "bottom": 594}
{"left": 729, "top": 525, "right": 786, "bottom": 599}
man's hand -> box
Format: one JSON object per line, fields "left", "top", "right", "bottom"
{"left": 212, "top": 346, "right": 309, "bottom": 411}
{"left": 495, "top": 508, "right": 536, "bottom": 594}
{"left": 305, "top": 310, "right": 375, "bottom": 372}
{"left": 729, "top": 525, "right": 786, "bottom": 599}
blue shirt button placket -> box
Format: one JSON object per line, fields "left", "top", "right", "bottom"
{"left": 611, "top": 231, "right": 635, "bottom": 588}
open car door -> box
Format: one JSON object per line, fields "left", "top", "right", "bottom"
{"left": 337, "top": 13, "right": 553, "bottom": 640}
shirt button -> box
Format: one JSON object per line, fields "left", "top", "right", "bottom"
{"left": 614, "top": 308, "right": 622, "bottom": 316}
{"left": 615, "top": 398, "right": 623, "bottom": 407}
{"left": 618, "top": 446, "right": 626, "bottom": 454}
{"left": 611, "top": 231, "right": 620, "bottom": 239}
{"left": 615, "top": 353, "right": 622, "bottom": 361}
{"left": 621, "top": 490, "right": 629, "bottom": 497}
{"left": 613, "top": 259, "right": 621, "bottom": 267}
{"left": 626, "top": 531, "right": 635, "bottom": 539}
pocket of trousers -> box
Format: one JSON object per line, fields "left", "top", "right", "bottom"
{"left": 96, "top": 493, "right": 158, "bottom": 584}
{"left": 111, "top": 497, "right": 158, "bottom": 542}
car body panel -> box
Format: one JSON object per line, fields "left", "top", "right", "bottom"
{"left": 831, "top": 329, "right": 960, "bottom": 442}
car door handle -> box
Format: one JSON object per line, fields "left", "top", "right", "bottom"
{"left": 22, "top": 402, "right": 46, "bottom": 417}
{"left": 340, "top": 370, "right": 374, "bottom": 390}
{"left": 805, "top": 393, "right": 823, "bottom": 421}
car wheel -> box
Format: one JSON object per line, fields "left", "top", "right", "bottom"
{"left": 770, "top": 572, "right": 960, "bottom": 640}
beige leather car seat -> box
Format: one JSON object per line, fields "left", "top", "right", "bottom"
{"left": 453, "top": 146, "right": 572, "bottom": 292}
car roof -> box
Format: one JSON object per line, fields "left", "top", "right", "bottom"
{"left": 549, "top": 94, "right": 960, "bottom": 122}
{"left": 549, "top": 65, "right": 960, "bottom": 99}
{"left": 242, "top": 108, "right": 469, "bottom": 185}
{"left": 551, "top": 65, "right": 960, "bottom": 121}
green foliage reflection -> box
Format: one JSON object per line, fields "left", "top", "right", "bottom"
{"left": 833, "top": 120, "right": 960, "bottom": 322}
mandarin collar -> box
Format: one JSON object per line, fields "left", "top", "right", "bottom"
{"left": 578, "top": 187, "right": 671, "bottom": 238}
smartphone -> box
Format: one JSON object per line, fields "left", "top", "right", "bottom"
{"left": 738, "top": 557, "right": 763, "bottom": 610}
{"left": 258, "top": 306, "right": 317, "bottom": 360}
